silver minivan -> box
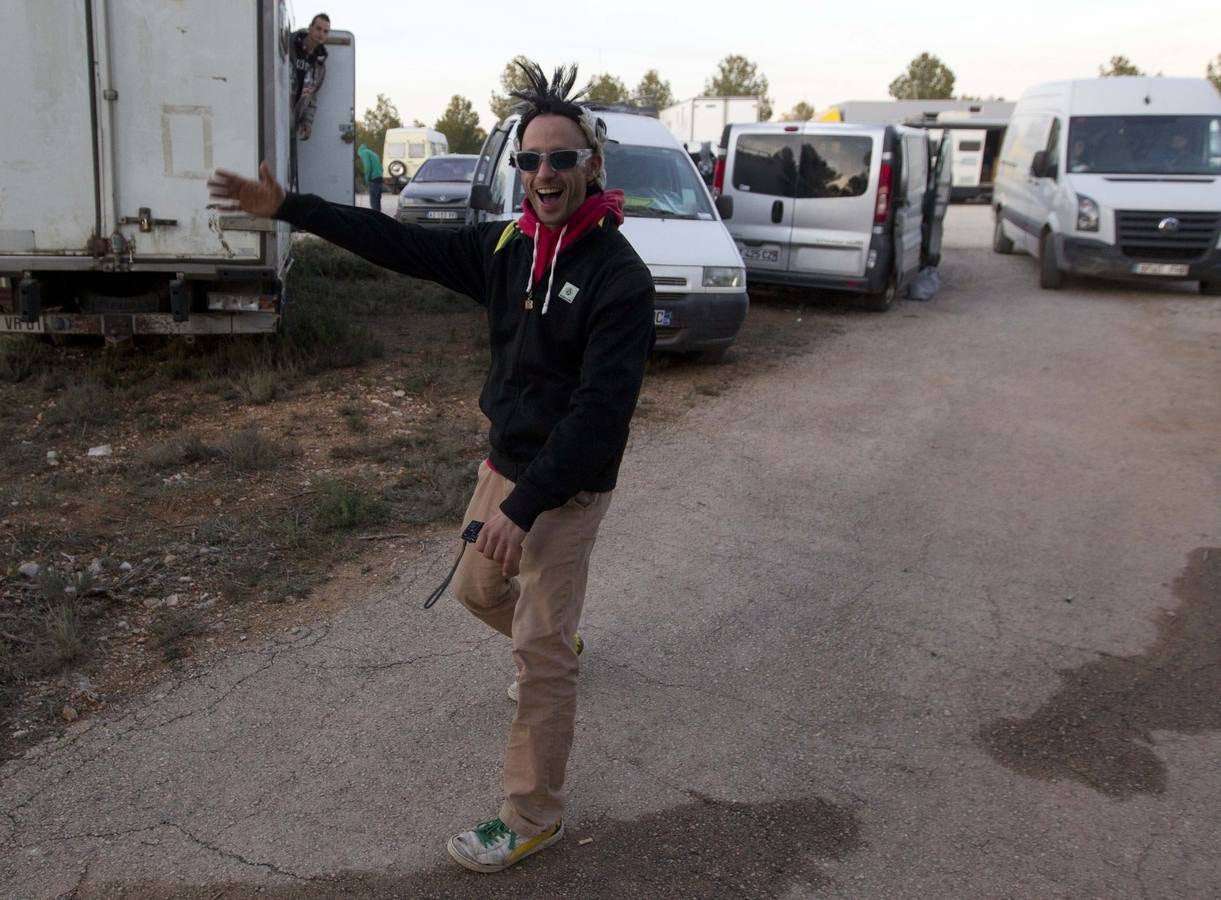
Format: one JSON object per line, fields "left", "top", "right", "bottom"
{"left": 714, "top": 122, "right": 949, "bottom": 310}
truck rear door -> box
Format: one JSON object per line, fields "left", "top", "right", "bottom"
{"left": 296, "top": 31, "right": 356, "bottom": 205}
{"left": 105, "top": 0, "right": 262, "bottom": 261}
{"left": 1, "top": 7, "right": 98, "bottom": 255}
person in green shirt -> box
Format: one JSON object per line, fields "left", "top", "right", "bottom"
{"left": 357, "top": 143, "right": 384, "bottom": 213}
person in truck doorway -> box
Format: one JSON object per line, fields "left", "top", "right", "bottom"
{"left": 290, "top": 12, "right": 329, "bottom": 142}
{"left": 208, "top": 60, "right": 655, "bottom": 873}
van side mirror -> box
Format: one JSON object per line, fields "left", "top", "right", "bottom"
{"left": 1031, "top": 150, "right": 1058, "bottom": 179}
{"left": 715, "top": 194, "right": 733, "bottom": 220}
{"left": 468, "top": 184, "right": 496, "bottom": 212}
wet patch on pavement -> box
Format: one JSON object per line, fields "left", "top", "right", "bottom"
{"left": 84, "top": 794, "right": 861, "bottom": 898}
{"left": 979, "top": 547, "right": 1220, "bottom": 797}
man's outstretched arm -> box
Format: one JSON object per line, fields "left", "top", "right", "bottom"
{"left": 207, "top": 162, "right": 488, "bottom": 300}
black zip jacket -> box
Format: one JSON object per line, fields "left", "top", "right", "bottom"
{"left": 275, "top": 193, "right": 655, "bottom": 530}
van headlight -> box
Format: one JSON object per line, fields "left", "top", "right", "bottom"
{"left": 1076, "top": 195, "right": 1100, "bottom": 232}
{"left": 702, "top": 266, "right": 744, "bottom": 288}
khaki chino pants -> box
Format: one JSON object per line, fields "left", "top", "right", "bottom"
{"left": 451, "top": 461, "right": 612, "bottom": 837}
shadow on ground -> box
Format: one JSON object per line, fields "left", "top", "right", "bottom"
{"left": 979, "top": 547, "right": 1220, "bottom": 797}
{"left": 86, "top": 794, "right": 859, "bottom": 899}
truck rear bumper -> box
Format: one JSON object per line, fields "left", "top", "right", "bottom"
{"left": 0, "top": 312, "right": 280, "bottom": 337}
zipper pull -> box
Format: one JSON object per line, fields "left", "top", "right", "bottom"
{"left": 524, "top": 294, "right": 533, "bottom": 310}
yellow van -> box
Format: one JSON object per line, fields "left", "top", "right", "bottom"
{"left": 382, "top": 127, "right": 449, "bottom": 186}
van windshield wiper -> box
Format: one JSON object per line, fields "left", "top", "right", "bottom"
{"left": 624, "top": 206, "right": 696, "bottom": 219}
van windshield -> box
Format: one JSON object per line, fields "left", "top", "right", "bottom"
{"left": 1067, "top": 115, "right": 1221, "bottom": 176}
{"left": 603, "top": 144, "right": 715, "bottom": 219}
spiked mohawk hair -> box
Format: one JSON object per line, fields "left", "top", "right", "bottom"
{"left": 510, "top": 59, "right": 608, "bottom": 188}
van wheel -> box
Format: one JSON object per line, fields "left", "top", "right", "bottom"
{"left": 992, "top": 217, "right": 1014, "bottom": 254}
{"left": 861, "top": 275, "right": 898, "bottom": 312}
{"left": 1200, "top": 281, "right": 1221, "bottom": 296}
{"left": 1038, "top": 232, "right": 1063, "bottom": 290}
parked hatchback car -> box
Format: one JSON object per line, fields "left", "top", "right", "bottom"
{"left": 396, "top": 154, "right": 478, "bottom": 228}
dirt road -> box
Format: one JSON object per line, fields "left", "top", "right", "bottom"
{"left": 2, "top": 206, "right": 1218, "bottom": 898}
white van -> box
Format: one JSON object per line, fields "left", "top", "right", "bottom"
{"left": 992, "top": 77, "right": 1221, "bottom": 293}
{"left": 467, "top": 109, "right": 748, "bottom": 356}
{"left": 713, "top": 122, "right": 950, "bottom": 310}
{"left": 382, "top": 127, "right": 450, "bottom": 187}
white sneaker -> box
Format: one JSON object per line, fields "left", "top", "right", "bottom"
{"left": 447, "top": 816, "right": 564, "bottom": 872}
{"left": 507, "top": 634, "right": 584, "bottom": 703}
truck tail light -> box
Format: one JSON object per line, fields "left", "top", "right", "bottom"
{"left": 874, "top": 162, "right": 892, "bottom": 224}
{"left": 712, "top": 157, "right": 726, "bottom": 198}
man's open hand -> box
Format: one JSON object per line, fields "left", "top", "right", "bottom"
{"left": 475, "top": 512, "right": 527, "bottom": 578}
{"left": 207, "top": 161, "right": 285, "bottom": 218}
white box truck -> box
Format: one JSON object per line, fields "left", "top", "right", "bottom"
{"left": 0, "top": 1, "right": 355, "bottom": 340}
{"left": 660, "top": 97, "right": 761, "bottom": 155}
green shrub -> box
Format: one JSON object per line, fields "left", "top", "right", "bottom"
{"left": 312, "top": 479, "right": 390, "bottom": 531}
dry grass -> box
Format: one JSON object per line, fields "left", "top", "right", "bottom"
{"left": 219, "top": 427, "right": 283, "bottom": 471}
{"left": 41, "top": 376, "right": 115, "bottom": 431}
{"left": 149, "top": 609, "right": 202, "bottom": 662}
{"left": 0, "top": 336, "right": 49, "bottom": 383}
{"left": 141, "top": 432, "right": 215, "bottom": 469}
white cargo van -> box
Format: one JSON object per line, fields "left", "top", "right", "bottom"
{"left": 714, "top": 122, "right": 950, "bottom": 310}
{"left": 467, "top": 109, "right": 748, "bottom": 356}
{"left": 0, "top": 4, "right": 355, "bottom": 338}
{"left": 993, "top": 77, "right": 1221, "bottom": 293}
{"left": 383, "top": 127, "right": 450, "bottom": 187}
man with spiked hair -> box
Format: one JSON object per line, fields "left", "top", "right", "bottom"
{"left": 208, "top": 61, "right": 654, "bottom": 872}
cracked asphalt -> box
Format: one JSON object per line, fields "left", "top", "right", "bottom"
{"left": 3, "top": 207, "right": 1220, "bottom": 898}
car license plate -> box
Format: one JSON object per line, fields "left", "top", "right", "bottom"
{"left": 1, "top": 315, "right": 43, "bottom": 333}
{"left": 1132, "top": 262, "right": 1189, "bottom": 276}
{"left": 654, "top": 309, "right": 672, "bottom": 327}
{"left": 740, "top": 246, "right": 779, "bottom": 263}
{"left": 425, "top": 210, "right": 460, "bottom": 220}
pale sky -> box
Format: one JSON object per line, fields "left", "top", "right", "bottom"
{"left": 293, "top": 1, "right": 1221, "bottom": 128}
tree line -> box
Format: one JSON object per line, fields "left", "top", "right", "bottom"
{"left": 890, "top": 52, "right": 1221, "bottom": 100}
{"left": 356, "top": 49, "right": 1221, "bottom": 174}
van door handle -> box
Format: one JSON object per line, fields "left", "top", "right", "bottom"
{"left": 771, "top": 200, "right": 783, "bottom": 224}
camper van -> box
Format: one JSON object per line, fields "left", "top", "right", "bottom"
{"left": 467, "top": 110, "right": 748, "bottom": 356}
{"left": 714, "top": 121, "right": 951, "bottom": 310}
{"left": 382, "top": 127, "right": 450, "bottom": 187}
{"left": 992, "top": 77, "right": 1221, "bottom": 293}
